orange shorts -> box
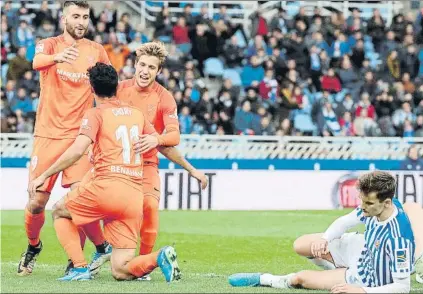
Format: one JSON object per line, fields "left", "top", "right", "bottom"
{"left": 143, "top": 163, "right": 160, "bottom": 201}
{"left": 65, "top": 178, "right": 143, "bottom": 249}
{"left": 29, "top": 136, "right": 92, "bottom": 193}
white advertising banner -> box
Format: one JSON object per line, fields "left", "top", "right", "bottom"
{"left": 1, "top": 169, "right": 422, "bottom": 210}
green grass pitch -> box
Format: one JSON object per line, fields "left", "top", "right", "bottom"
{"left": 1, "top": 210, "right": 422, "bottom": 293}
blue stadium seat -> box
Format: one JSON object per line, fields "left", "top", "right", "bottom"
{"left": 285, "top": 2, "right": 301, "bottom": 17}
{"left": 204, "top": 58, "right": 224, "bottom": 77}
{"left": 294, "top": 113, "right": 317, "bottom": 133}
{"left": 223, "top": 69, "right": 242, "bottom": 86}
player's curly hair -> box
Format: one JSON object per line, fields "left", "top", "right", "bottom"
{"left": 87, "top": 63, "right": 118, "bottom": 98}
{"left": 135, "top": 41, "right": 168, "bottom": 68}
{"left": 357, "top": 171, "right": 396, "bottom": 202}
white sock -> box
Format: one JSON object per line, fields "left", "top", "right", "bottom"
{"left": 260, "top": 273, "right": 295, "bottom": 288}
{"left": 307, "top": 257, "right": 336, "bottom": 270}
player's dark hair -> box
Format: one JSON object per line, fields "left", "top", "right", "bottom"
{"left": 63, "top": 1, "right": 89, "bottom": 10}
{"left": 357, "top": 171, "right": 396, "bottom": 202}
{"left": 87, "top": 63, "right": 118, "bottom": 98}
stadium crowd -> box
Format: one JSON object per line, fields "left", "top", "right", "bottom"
{"left": 2, "top": 1, "right": 423, "bottom": 137}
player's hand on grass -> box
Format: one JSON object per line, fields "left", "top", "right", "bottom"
{"left": 331, "top": 283, "right": 365, "bottom": 293}
{"left": 311, "top": 238, "right": 329, "bottom": 258}
{"left": 28, "top": 175, "right": 47, "bottom": 198}
{"left": 54, "top": 43, "right": 79, "bottom": 64}
{"left": 134, "top": 134, "right": 159, "bottom": 154}
{"left": 190, "top": 169, "right": 208, "bottom": 190}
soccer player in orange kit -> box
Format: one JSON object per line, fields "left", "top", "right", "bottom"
{"left": 28, "top": 63, "right": 181, "bottom": 282}
{"left": 18, "top": 1, "right": 112, "bottom": 275}
{"left": 86, "top": 42, "right": 208, "bottom": 279}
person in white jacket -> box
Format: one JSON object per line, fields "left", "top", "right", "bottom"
{"left": 229, "top": 171, "right": 420, "bottom": 293}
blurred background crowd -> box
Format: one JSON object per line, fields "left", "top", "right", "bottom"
{"left": 2, "top": 1, "right": 423, "bottom": 137}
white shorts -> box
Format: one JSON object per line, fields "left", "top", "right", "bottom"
{"left": 327, "top": 232, "right": 365, "bottom": 286}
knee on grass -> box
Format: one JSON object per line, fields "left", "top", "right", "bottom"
{"left": 111, "top": 265, "right": 133, "bottom": 281}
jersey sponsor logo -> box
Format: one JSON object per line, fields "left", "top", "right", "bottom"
{"left": 169, "top": 108, "right": 178, "bottom": 120}
{"left": 56, "top": 69, "right": 89, "bottom": 83}
{"left": 31, "top": 156, "right": 38, "bottom": 171}
{"left": 396, "top": 249, "right": 409, "bottom": 269}
{"left": 35, "top": 43, "right": 44, "bottom": 54}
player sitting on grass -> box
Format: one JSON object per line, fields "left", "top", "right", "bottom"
{"left": 229, "top": 171, "right": 417, "bottom": 293}
{"left": 28, "top": 63, "right": 181, "bottom": 282}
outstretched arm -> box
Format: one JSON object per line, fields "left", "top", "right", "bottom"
{"left": 157, "top": 146, "right": 208, "bottom": 190}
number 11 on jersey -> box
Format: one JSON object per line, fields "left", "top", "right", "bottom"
{"left": 115, "top": 125, "right": 141, "bottom": 164}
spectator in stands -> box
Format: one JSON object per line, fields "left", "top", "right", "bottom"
{"left": 321, "top": 100, "right": 341, "bottom": 136}
{"left": 241, "top": 55, "right": 265, "bottom": 87}
{"left": 367, "top": 8, "right": 386, "bottom": 53}
{"left": 400, "top": 144, "right": 423, "bottom": 170}
{"left": 321, "top": 68, "right": 342, "bottom": 94}
{"left": 269, "top": 8, "right": 289, "bottom": 34}
{"left": 393, "top": 102, "right": 415, "bottom": 134}
{"left": 257, "top": 116, "right": 276, "bottom": 135}
{"left": 338, "top": 56, "right": 362, "bottom": 101}
{"left": 355, "top": 92, "right": 375, "bottom": 119}
{"left": 234, "top": 100, "right": 257, "bottom": 135}
{"left": 401, "top": 45, "right": 419, "bottom": 79}
{"left": 217, "top": 111, "right": 234, "bottom": 135}
{"left": 354, "top": 108, "right": 379, "bottom": 137}
{"left": 18, "top": 71, "right": 38, "bottom": 94}
{"left": 414, "top": 115, "right": 423, "bottom": 137}
{"left": 249, "top": 9, "right": 269, "bottom": 39}
{"left": 33, "top": 1, "right": 55, "bottom": 28}
{"left": 103, "top": 32, "right": 130, "bottom": 73}
{"left": 10, "top": 87, "right": 32, "bottom": 115}
{"left": 338, "top": 111, "right": 354, "bottom": 136}
{"left": 173, "top": 17, "right": 191, "bottom": 54}
{"left": 6, "top": 47, "right": 31, "bottom": 81}
{"left": 35, "top": 20, "right": 55, "bottom": 39}
{"left": 223, "top": 35, "right": 244, "bottom": 68}
{"left": 13, "top": 20, "right": 34, "bottom": 49}
{"left": 179, "top": 106, "right": 193, "bottom": 134}
{"left": 189, "top": 23, "right": 218, "bottom": 76}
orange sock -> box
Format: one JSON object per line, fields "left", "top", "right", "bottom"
{"left": 140, "top": 196, "right": 159, "bottom": 255}
{"left": 25, "top": 209, "right": 45, "bottom": 246}
{"left": 78, "top": 228, "right": 87, "bottom": 249}
{"left": 82, "top": 221, "right": 106, "bottom": 246}
{"left": 127, "top": 250, "right": 159, "bottom": 277}
{"left": 54, "top": 218, "right": 87, "bottom": 267}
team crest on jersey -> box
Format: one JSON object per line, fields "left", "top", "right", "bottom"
{"left": 35, "top": 43, "right": 44, "bottom": 54}
{"left": 396, "top": 249, "right": 409, "bottom": 269}
{"left": 31, "top": 156, "right": 38, "bottom": 171}
{"left": 374, "top": 240, "right": 380, "bottom": 249}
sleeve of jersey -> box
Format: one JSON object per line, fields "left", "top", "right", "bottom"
{"left": 322, "top": 209, "right": 363, "bottom": 241}
{"left": 79, "top": 110, "right": 100, "bottom": 143}
{"left": 33, "top": 39, "right": 55, "bottom": 70}
{"left": 387, "top": 237, "right": 413, "bottom": 279}
{"left": 157, "top": 92, "right": 180, "bottom": 146}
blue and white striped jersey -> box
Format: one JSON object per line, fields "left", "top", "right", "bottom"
{"left": 354, "top": 198, "right": 415, "bottom": 287}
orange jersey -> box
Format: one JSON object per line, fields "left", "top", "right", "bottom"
{"left": 117, "top": 79, "right": 179, "bottom": 163}
{"left": 34, "top": 35, "right": 110, "bottom": 139}
{"left": 79, "top": 98, "right": 156, "bottom": 187}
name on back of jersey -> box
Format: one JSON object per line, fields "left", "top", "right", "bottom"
{"left": 112, "top": 107, "right": 132, "bottom": 116}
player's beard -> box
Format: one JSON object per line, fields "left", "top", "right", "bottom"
{"left": 66, "top": 23, "right": 87, "bottom": 40}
